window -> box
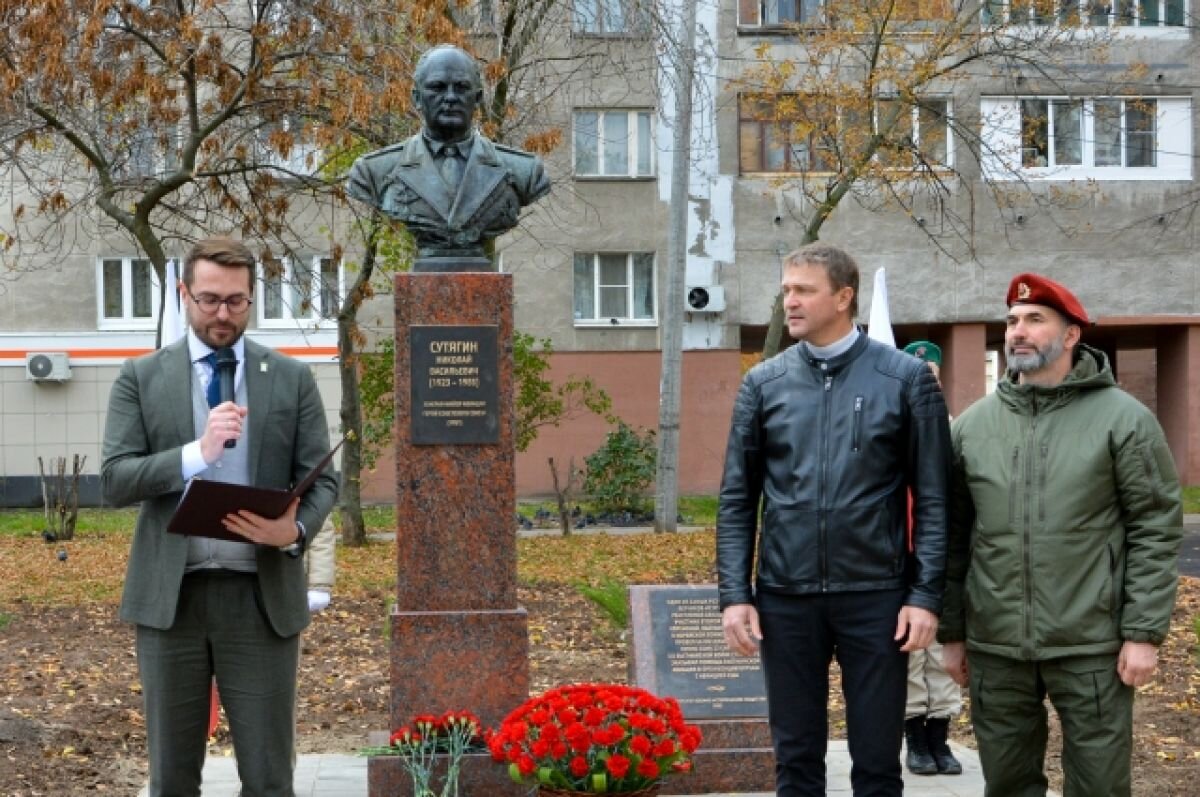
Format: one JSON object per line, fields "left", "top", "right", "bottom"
{"left": 984, "top": 0, "right": 1187, "bottom": 27}
{"left": 1022, "top": 98, "right": 1155, "bottom": 167}
{"left": 573, "top": 253, "right": 656, "bottom": 324}
{"left": 97, "top": 256, "right": 161, "bottom": 329}
{"left": 763, "top": 0, "right": 824, "bottom": 24}
{"left": 574, "top": 110, "right": 654, "bottom": 177}
{"left": 739, "top": 0, "right": 951, "bottom": 25}
{"left": 258, "top": 256, "right": 342, "bottom": 327}
{"left": 981, "top": 96, "right": 1191, "bottom": 179}
{"left": 452, "top": 0, "right": 495, "bottom": 30}
{"left": 738, "top": 94, "right": 952, "bottom": 174}
{"left": 877, "top": 98, "right": 953, "bottom": 168}
{"left": 114, "top": 125, "right": 179, "bottom": 180}
{"left": 738, "top": 95, "right": 834, "bottom": 173}
{"left": 573, "top": 0, "right": 649, "bottom": 34}
{"left": 256, "top": 115, "right": 319, "bottom": 176}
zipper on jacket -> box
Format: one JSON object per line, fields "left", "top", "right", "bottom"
{"left": 1008, "top": 447, "right": 1019, "bottom": 524}
{"left": 1039, "top": 444, "right": 1048, "bottom": 523}
{"left": 820, "top": 373, "right": 833, "bottom": 591}
{"left": 851, "top": 395, "right": 864, "bottom": 452}
{"left": 1021, "top": 405, "right": 1037, "bottom": 657}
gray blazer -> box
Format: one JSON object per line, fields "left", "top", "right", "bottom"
{"left": 101, "top": 338, "right": 338, "bottom": 637}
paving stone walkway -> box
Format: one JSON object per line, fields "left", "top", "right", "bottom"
{"left": 143, "top": 739, "right": 1051, "bottom": 796}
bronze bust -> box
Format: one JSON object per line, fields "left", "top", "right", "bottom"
{"left": 347, "top": 45, "right": 551, "bottom": 272}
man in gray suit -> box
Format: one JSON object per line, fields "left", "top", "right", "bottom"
{"left": 102, "top": 236, "right": 337, "bottom": 797}
{"left": 347, "top": 44, "right": 550, "bottom": 269}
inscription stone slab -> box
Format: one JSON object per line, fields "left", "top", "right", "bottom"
{"left": 409, "top": 325, "right": 499, "bottom": 445}
{"left": 629, "top": 584, "right": 767, "bottom": 720}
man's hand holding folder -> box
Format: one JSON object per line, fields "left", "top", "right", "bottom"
{"left": 167, "top": 438, "right": 342, "bottom": 543}
{"left": 221, "top": 496, "right": 301, "bottom": 546}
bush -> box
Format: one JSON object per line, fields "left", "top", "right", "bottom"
{"left": 583, "top": 423, "right": 656, "bottom": 516}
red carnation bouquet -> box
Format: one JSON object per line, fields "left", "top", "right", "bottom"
{"left": 489, "top": 683, "right": 702, "bottom": 794}
{"left": 362, "top": 710, "right": 487, "bottom": 797}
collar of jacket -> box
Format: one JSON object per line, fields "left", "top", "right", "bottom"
{"left": 996, "top": 342, "right": 1115, "bottom": 414}
{"left": 797, "top": 328, "right": 870, "bottom": 375}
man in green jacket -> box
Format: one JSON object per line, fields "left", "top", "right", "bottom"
{"left": 941, "top": 272, "right": 1182, "bottom": 797}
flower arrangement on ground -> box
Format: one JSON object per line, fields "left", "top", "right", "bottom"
{"left": 489, "top": 683, "right": 703, "bottom": 794}
{"left": 361, "top": 710, "right": 487, "bottom": 797}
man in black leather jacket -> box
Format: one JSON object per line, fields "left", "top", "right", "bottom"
{"left": 718, "top": 243, "right": 951, "bottom": 797}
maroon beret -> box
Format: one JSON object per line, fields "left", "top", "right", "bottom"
{"left": 1006, "top": 272, "right": 1090, "bottom": 326}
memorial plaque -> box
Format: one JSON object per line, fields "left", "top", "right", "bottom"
{"left": 629, "top": 584, "right": 767, "bottom": 720}
{"left": 410, "top": 325, "right": 499, "bottom": 445}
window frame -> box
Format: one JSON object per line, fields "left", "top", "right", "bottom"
{"left": 983, "top": 0, "right": 1188, "bottom": 33}
{"left": 572, "top": 252, "right": 658, "bottom": 327}
{"left": 255, "top": 114, "right": 321, "bottom": 178}
{"left": 738, "top": 0, "right": 954, "bottom": 28}
{"left": 96, "top": 255, "right": 163, "bottom": 331}
{"left": 737, "top": 93, "right": 954, "bottom": 175}
{"left": 257, "top": 255, "right": 343, "bottom": 329}
{"left": 981, "top": 95, "right": 1190, "bottom": 180}
{"left": 572, "top": 0, "right": 651, "bottom": 36}
{"left": 573, "top": 108, "right": 656, "bottom": 179}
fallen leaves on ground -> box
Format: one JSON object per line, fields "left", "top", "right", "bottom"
{"left": 1, "top": 527, "right": 1197, "bottom": 796}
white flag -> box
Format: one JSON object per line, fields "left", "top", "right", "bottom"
{"left": 161, "top": 260, "right": 186, "bottom": 346}
{"left": 866, "top": 267, "right": 896, "bottom": 348}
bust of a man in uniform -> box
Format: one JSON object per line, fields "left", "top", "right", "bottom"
{"left": 347, "top": 44, "right": 550, "bottom": 272}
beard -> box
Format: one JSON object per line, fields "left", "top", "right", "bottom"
{"left": 1005, "top": 332, "right": 1066, "bottom": 375}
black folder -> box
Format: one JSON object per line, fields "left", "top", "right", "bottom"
{"left": 167, "top": 438, "right": 343, "bottom": 542}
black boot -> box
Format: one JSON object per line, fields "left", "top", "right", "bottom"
{"left": 925, "top": 717, "right": 963, "bottom": 775}
{"left": 904, "top": 717, "right": 938, "bottom": 775}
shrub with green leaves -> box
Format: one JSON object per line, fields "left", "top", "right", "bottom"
{"left": 583, "top": 423, "right": 656, "bottom": 515}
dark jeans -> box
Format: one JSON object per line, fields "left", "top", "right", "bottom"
{"left": 757, "top": 589, "right": 908, "bottom": 797}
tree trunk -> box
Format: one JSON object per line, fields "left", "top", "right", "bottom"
{"left": 337, "top": 312, "right": 367, "bottom": 547}
{"left": 548, "top": 457, "right": 576, "bottom": 537}
{"left": 335, "top": 225, "right": 383, "bottom": 547}
{"left": 654, "top": 0, "right": 699, "bottom": 534}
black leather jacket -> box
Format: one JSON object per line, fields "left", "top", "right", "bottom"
{"left": 716, "top": 333, "right": 951, "bottom": 613}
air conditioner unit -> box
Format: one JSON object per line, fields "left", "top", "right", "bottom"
{"left": 25, "top": 352, "right": 71, "bottom": 382}
{"left": 685, "top": 285, "right": 725, "bottom": 313}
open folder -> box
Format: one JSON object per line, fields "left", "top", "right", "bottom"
{"left": 167, "top": 438, "right": 344, "bottom": 542}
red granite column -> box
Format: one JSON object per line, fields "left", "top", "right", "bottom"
{"left": 941, "top": 323, "right": 988, "bottom": 417}
{"left": 386, "top": 271, "right": 528, "bottom": 725}
{"left": 1157, "top": 324, "right": 1200, "bottom": 485}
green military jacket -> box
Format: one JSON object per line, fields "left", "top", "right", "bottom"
{"left": 941, "top": 344, "right": 1182, "bottom": 659}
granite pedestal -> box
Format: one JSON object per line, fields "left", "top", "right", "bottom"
{"left": 368, "top": 272, "right": 528, "bottom": 797}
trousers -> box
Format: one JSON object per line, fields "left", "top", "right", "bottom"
{"left": 757, "top": 589, "right": 908, "bottom": 797}
{"left": 906, "top": 640, "right": 962, "bottom": 719}
{"left": 137, "top": 571, "right": 300, "bottom": 797}
{"left": 968, "top": 650, "right": 1133, "bottom": 797}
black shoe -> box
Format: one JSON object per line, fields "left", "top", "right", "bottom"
{"left": 925, "top": 717, "right": 963, "bottom": 775}
{"left": 904, "top": 717, "right": 938, "bottom": 775}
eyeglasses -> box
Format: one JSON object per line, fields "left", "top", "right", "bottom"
{"left": 187, "top": 289, "right": 253, "bottom": 315}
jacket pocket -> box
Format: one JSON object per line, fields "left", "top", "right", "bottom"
{"left": 1033, "top": 528, "right": 1118, "bottom": 648}
{"left": 758, "top": 506, "right": 821, "bottom": 588}
{"left": 826, "top": 501, "right": 901, "bottom": 585}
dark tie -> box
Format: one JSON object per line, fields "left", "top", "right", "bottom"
{"left": 440, "top": 145, "right": 465, "bottom": 186}
{"left": 202, "top": 352, "right": 221, "bottom": 409}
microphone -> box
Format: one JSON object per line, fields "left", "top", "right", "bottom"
{"left": 215, "top": 347, "right": 239, "bottom": 449}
